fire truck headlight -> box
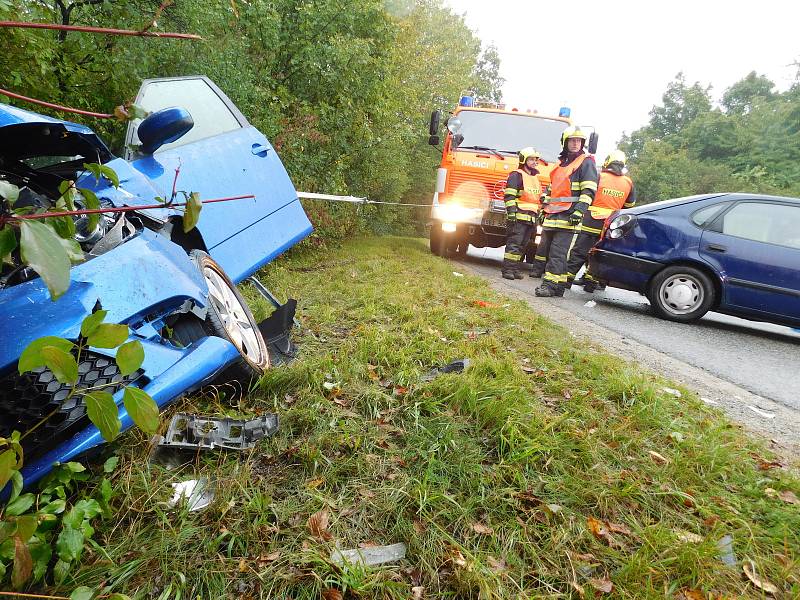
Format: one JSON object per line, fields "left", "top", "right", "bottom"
{"left": 442, "top": 222, "right": 457, "bottom": 233}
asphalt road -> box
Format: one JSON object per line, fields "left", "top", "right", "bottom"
{"left": 457, "top": 245, "right": 800, "bottom": 412}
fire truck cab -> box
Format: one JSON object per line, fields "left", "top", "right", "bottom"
{"left": 427, "top": 94, "right": 596, "bottom": 257}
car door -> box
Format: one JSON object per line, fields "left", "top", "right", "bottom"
{"left": 124, "top": 76, "right": 312, "bottom": 282}
{"left": 699, "top": 200, "right": 800, "bottom": 321}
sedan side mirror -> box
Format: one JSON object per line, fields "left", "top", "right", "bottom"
{"left": 588, "top": 132, "right": 599, "bottom": 155}
{"left": 138, "top": 107, "right": 194, "bottom": 155}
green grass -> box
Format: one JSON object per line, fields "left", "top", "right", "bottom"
{"left": 60, "top": 237, "right": 800, "bottom": 598}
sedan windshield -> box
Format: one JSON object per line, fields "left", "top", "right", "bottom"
{"left": 454, "top": 111, "right": 568, "bottom": 162}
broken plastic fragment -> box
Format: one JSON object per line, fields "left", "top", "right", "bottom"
{"left": 452, "top": 271, "right": 464, "bottom": 277}
{"left": 583, "top": 300, "right": 596, "bottom": 308}
{"left": 158, "top": 413, "right": 279, "bottom": 452}
{"left": 330, "top": 543, "right": 407, "bottom": 567}
{"left": 167, "top": 478, "right": 214, "bottom": 512}
{"left": 660, "top": 387, "right": 682, "bottom": 398}
{"left": 716, "top": 534, "right": 736, "bottom": 566}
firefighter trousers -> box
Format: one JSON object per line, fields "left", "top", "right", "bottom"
{"left": 566, "top": 213, "right": 605, "bottom": 281}
{"left": 502, "top": 218, "right": 536, "bottom": 274}
{"left": 530, "top": 228, "right": 552, "bottom": 276}
{"left": 541, "top": 227, "right": 576, "bottom": 291}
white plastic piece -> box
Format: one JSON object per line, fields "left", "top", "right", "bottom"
{"left": 661, "top": 387, "right": 682, "bottom": 398}
{"left": 330, "top": 543, "right": 407, "bottom": 567}
{"left": 583, "top": 300, "right": 596, "bottom": 308}
{"left": 700, "top": 397, "right": 719, "bottom": 405}
{"left": 747, "top": 405, "right": 776, "bottom": 419}
{"left": 168, "top": 478, "right": 214, "bottom": 511}
{"left": 452, "top": 271, "right": 464, "bottom": 277}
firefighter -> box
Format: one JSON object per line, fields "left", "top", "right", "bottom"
{"left": 567, "top": 150, "right": 636, "bottom": 292}
{"left": 501, "top": 147, "right": 543, "bottom": 279}
{"left": 533, "top": 126, "right": 598, "bottom": 297}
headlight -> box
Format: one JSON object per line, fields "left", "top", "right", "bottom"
{"left": 608, "top": 213, "right": 634, "bottom": 230}
{"left": 609, "top": 228, "right": 624, "bottom": 239}
{"left": 438, "top": 203, "right": 476, "bottom": 222}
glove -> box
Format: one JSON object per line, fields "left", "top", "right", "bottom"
{"left": 569, "top": 209, "right": 583, "bottom": 226}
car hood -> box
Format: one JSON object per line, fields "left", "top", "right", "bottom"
{"left": 0, "top": 103, "right": 113, "bottom": 162}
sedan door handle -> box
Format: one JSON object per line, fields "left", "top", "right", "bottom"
{"left": 251, "top": 143, "right": 270, "bottom": 156}
{"left": 706, "top": 243, "right": 727, "bottom": 252}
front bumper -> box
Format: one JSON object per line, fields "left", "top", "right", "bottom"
{"left": 588, "top": 248, "right": 663, "bottom": 292}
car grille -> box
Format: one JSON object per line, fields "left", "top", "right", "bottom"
{"left": 0, "top": 352, "right": 141, "bottom": 461}
{"left": 443, "top": 170, "right": 508, "bottom": 210}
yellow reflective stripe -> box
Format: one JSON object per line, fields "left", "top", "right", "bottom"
{"left": 578, "top": 224, "right": 603, "bottom": 235}
{"left": 571, "top": 182, "right": 582, "bottom": 189}
{"left": 505, "top": 199, "right": 518, "bottom": 207}
{"left": 623, "top": 202, "right": 635, "bottom": 208}
{"left": 504, "top": 188, "right": 521, "bottom": 196}
{"left": 516, "top": 213, "right": 534, "bottom": 222}
{"left": 543, "top": 272, "right": 569, "bottom": 283}
{"left": 584, "top": 272, "right": 598, "bottom": 282}
{"left": 504, "top": 252, "right": 522, "bottom": 261}
{"left": 578, "top": 195, "right": 592, "bottom": 204}
{"left": 580, "top": 180, "right": 598, "bottom": 190}
{"left": 589, "top": 206, "right": 614, "bottom": 219}
{"left": 534, "top": 255, "right": 547, "bottom": 262}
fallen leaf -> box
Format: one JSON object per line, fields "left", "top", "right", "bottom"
{"left": 674, "top": 529, "right": 704, "bottom": 543}
{"left": 487, "top": 555, "right": 506, "bottom": 572}
{"left": 703, "top": 515, "right": 720, "bottom": 528}
{"left": 521, "top": 365, "right": 536, "bottom": 374}
{"left": 562, "top": 389, "right": 572, "bottom": 400}
{"left": 587, "top": 516, "right": 626, "bottom": 547}
{"left": 471, "top": 522, "right": 494, "bottom": 535}
{"left": 743, "top": 559, "right": 778, "bottom": 595}
{"left": 307, "top": 509, "right": 333, "bottom": 541}
{"left": 332, "top": 397, "right": 350, "bottom": 408}
{"left": 589, "top": 576, "right": 613, "bottom": 593}
{"left": 764, "top": 487, "right": 779, "bottom": 499}
{"left": 757, "top": 460, "right": 783, "bottom": 471}
{"left": 473, "top": 300, "right": 497, "bottom": 308}
{"left": 543, "top": 503, "right": 563, "bottom": 515}
{"left": 413, "top": 519, "right": 427, "bottom": 534}
{"left": 238, "top": 557, "right": 248, "bottom": 572}
{"left": 677, "top": 590, "right": 705, "bottom": 600}
{"left": 451, "top": 549, "right": 467, "bottom": 567}
{"left": 648, "top": 450, "right": 670, "bottom": 465}
{"left": 393, "top": 386, "right": 409, "bottom": 396}
{"left": 608, "top": 522, "right": 632, "bottom": 536}
{"left": 411, "top": 586, "right": 424, "bottom": 599}
{"left": 570, "top": 551, "right": 597, "bottom": 562}
{"left": 778, "top": 490, "right": 800, "bottom": 505}
{"left": 307, "top": 477, "right": 324, "bottom": 489}
{"left": 283, "top": 393, "right": 296, "bottom": 405}
{"left": 322, "top": 588, "right": 343, "bottom": 600}
{"left": 571, "top": 581, "right": 586, "bottom": 598}
{"left": 256, "top": 551, "right": 280, "bottom": 567}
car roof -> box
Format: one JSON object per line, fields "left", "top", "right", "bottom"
{"left": 0, "top": 102, "right": 94, "bottom": 134}
{"left": 630, "top": 192, "right": 800, "bottom": 214}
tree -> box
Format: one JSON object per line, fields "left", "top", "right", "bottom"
{"left": 721, "top": 71, "right": 775, "bottom": 115}
{"left": 648, "top": 73, "right": 712, "bottom": 139}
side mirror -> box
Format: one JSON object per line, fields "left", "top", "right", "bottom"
{"left": 137, "top": 107, "right": 194, "bottom": 155}
{"left": 588, "top": 132, "right": 599, "bottom": 155}
{"left": 429, "top": 110, "right": 441, "bottom": 136}
{"left": 452, "top": 133, "right": 464, "bottom": 149}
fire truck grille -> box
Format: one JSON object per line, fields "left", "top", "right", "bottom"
{"left": 443, "top": 170, "right": 508, "bottom": 210}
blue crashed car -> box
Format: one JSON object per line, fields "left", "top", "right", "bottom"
{"left": 588, "top": 193, "right": 800, "bottom": 326}
{"left": 0, "top": 76, "right": 312, "bottom": 486}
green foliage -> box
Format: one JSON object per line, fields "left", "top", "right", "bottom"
{"left": 622, "top": 69, "right": 800, "bottom": 203}
{"left": 0, "top": 0, "right": 497, "bottom": 242}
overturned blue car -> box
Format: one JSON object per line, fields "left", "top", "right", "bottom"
{"left": 0, "top": 76, "right": 312, "bottom": 487}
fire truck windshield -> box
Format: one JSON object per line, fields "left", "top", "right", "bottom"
{"left": 454, "top": 111, "right": 568, "bottom": 162}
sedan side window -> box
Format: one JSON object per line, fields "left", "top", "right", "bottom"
{"left": 691, "top": 204, "right": 724, "bottom": 227}
{"left": 720, "top": 202, "right": 800, "bottom": 249}
{"left": 132, "top": 78, "right": 242, "bottom": 153}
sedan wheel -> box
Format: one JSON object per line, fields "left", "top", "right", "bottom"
{"left": 648, "top": 265, "right": 715, "bottom": 323}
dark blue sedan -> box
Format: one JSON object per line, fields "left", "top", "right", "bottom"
{"left": 588, "top": 193, "right": 800, "bottom": 326}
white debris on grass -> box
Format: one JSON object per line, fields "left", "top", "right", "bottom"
{"left": 330, "top": 543, "right": 407, "bottom": 567}
{"left": 452, "top": 271, "right": 464, "bottom": 277}
{"left": 747, "top": 405, "right": 776, "bottom": 419}
{"left": 583, "top": 300, "right": 597, "bottom": 308}
{"left": 661, "top": 387, "right": 682, "bottom": 398}
{"left": 700, "top": 397, "right": 719, "bottom": 405}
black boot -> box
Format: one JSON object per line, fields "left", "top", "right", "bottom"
{"left": 501, "top": 270, "right": 515, "bottom": 280}
{"left": 534, "top": 284, "right": 564, "bottom": 297}
{"left": 529, "top": 266, "right": 545, "bottom": 278}
{"left": 583, "top": 281, "right": 597, "bottom": 293}
{"left": 513, "top": 271, "right": 524, "bottom": 279}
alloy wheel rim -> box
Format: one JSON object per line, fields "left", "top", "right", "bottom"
{"left": 659, "top": 274, "right": 704, "bottom": 315}
{"left": 203, "top": 266, "right": 264, "bottom": 364}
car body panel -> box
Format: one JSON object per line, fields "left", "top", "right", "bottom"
{"left": 589, "top": 193, "right": 800, "bottom": 328}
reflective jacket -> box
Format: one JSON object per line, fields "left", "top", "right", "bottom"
{"left": 544, "top": 153, "right": 598, "bottom": 214}
{"left": 504, "top": 168, "right": 541, "bottom": 221}
{"left": 588, "top": 171, "right": 636, "bottom": 220}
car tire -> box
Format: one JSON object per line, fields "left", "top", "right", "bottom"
{"left": 430, "top": 224, "right": 445, "bottom": 256}
{"left": 647, "top": 265, "right": 715, "bottom": 323}
{"left": 189, "top": 250, "right": 270, "bottom": 385}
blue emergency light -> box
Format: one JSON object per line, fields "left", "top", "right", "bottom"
{"left": 559, "top": 106, "right": 571, "bottom": 118}
{"left": 459, "top": 95, "right": 475, "bottom": 107}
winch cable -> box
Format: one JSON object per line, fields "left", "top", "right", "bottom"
{"left": 296, "top": 191, "right": 433, "bottom": 208}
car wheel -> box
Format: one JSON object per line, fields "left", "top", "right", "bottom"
{"left": 190, "top": 250, "right": 270, "bottom": 384}
{"left": 647, "top": 265, "right": 715, "bottom": 323}
{"left": 430, "top": 224, "right": 444, "bottom": 256}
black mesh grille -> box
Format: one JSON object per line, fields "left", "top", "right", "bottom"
{"left": 0, "top": 352, "right": 141, "bottom": 461}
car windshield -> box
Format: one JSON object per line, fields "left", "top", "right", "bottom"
{"left": 454, "top": 111, "right": 568, "bottom": 162}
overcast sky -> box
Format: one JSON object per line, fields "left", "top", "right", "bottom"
{"left": 445, "top": 0, "right": 800, "bottom": 159}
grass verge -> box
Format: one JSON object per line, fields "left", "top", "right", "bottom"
{"left": 61, "top": 237, "right": 799, "bottom": 598}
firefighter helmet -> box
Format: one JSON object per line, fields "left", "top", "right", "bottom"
{"left": 603, "top": 150, "right": 627, "bottom": 168}
{"left": 518, "top": 146, "right": 540, "bottom": 167}
{"left": 560, "top": 125, "right": 588, "bottom": 147}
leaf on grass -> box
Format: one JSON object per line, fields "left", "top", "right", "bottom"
{"left": 15, "top": 516, "right": 37, "bottom": 543}
{"left": 322, "top": 588, "right": 343, "bottom": 600}
{"left": 777, "top": 490, "right": 800, "bottom": 505}
{"left": 12, "top": 535, "right": 33, "bottom": 588}
{"left": 471, "top": 522, "right": 493, "bottom": 535}
{"left": 307, "top": 508, "right": 333, "bottom": 540}
{"left": 674, "top": 529, "right": 704, "bottom": 544}
{"left": 85, "top": 391, "right": 121, "bottom": 442}
{"left": 487, "top": 555, "right": 506, "bottom": 572}
{"left": 0, "top": 449, "right": 19, "bottom": 491}
{"left": 57, "top": 526, "right": 84, "bottom": 562}
{"left": 5, "top": 493, "right": 35, "bottom": 516}
{"left": 116, "top": 340, "right": 144, "bottom": 376}
{"left": 393, "top": 385, "right": 409, "bottom": 396}
{"left": 678, "top": 590, "right": 705, "bottom": 600}
{"left": 104, "top": 455, "right": 119, "bottom": 473}
{"left": 743, "top": 559, "right": 778, "bottom": 595}
{"left": 41, "top": 345, "right": 78, "bottom": 384}
{"left": 123, "top": 387, "right": 159, "bottom": 434}
{"left": 648, "top": 450, "right": 670, "bottom": 465}
{"left": 20, "top": 219, "right": 72, "bottom": 300}
{"left": 587, "top": 516, "right": 629, "bottom": 547}
{"left": 589, "top": 576, "right": 613, "bottom": 593}
{"left": 70, "top": 587, "right": 95, "bottom": 600}
{"left": 183, "top": 191, "right": 202, "bottom": 232}
{"left": 88, "top": 323, "right": 129, "bottom": 349}
{"left": 256, "top": 551, "right": 280, "bottom": 567}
